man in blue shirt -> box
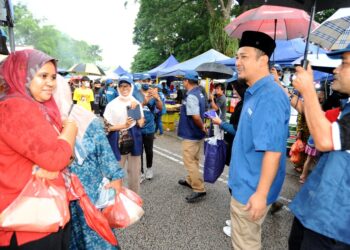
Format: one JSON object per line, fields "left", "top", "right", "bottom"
{"left": 288, "top": 44, "right": 350, "bottom": 249}
{"left": 228, "top": 31, "right": 290, "bottom": 249}
{"left": 177, "top": 71, "right": 207, "bottom": 203}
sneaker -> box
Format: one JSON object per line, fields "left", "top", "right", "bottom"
{"left": 223, "top": 226, "right": 231, "bottom": 237}
{"left": 225, "top": 220, "right": 231, "bottom": 227}
{"left": 140, "top": 174, "right": 145, "bottom": 184}
{"left": 146, "top": 168, "right": 153, "bottom": 180}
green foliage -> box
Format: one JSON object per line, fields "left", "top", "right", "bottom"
{"left": 315, "top": 9, "right": 336, "bottom": 23}
{"left": 131, "top": 0, "right": 212, "bottom": 71}
{"left": 13, "top": 3, "right": 102, "bottom": 69}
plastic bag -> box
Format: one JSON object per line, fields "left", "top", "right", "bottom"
{"left": 103, "top": 187, "right": 144, "bottom": 229}
{"left": 203, "top": 137, "right": 227, "bottom": 183}
{"left": 67, "top": 173, "right": 118, "bottom": 246}
{"left": 95, "top": 177, "right": 116, "bottom": 209}
{"left": 0, "top": 175, "right": 69, "bottom": 232}
{"left": 289, "top": 139, "right": 305, "bottom": 164}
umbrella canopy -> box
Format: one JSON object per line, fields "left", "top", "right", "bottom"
{"left": 292, "top": 53, "right": 341, "bottom": 73}
{"left": 225, "top": 5, "right": 319, "bottom": 40}
{"left": 69, "top": 63, "right": 105, "bottom": 76}
{"left": 195, "top": 62, "right": 234, "bottom": 79}
{"left": 236, "top": 0, "right": 347, "bottom": 12}
{"left": 310, "top": 8, "right": 350, "bottom": 51}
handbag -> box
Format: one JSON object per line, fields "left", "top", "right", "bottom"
{"left": 0, "top": 175, "right": 69, "bottom": 233}
{"left": 119, "top": 129, "right": 134, "bottom": 155}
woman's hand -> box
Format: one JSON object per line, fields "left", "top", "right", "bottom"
{"left": 211, "top": 117, "right": 222, "bottom": 125}
{"left": 130, "top": 101, "right": 138, "bottom": 109}
{"left": 105, "top": 179, "right": 123, "bottom": 194}
{"left": 125, "top": 117, "right": 134, "bottom": 128}
{"left": 33, "top": 165, "right": 59, "bottom": 180}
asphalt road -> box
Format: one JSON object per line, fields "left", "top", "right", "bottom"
{"left": 116, "top": 132, "right": 302, "bottom": 250}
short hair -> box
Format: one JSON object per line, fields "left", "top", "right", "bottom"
{"left": 254, "top": 48, "right": 266, "bottom": 59}
{"left": 214, "top": 83, "right": 225, "bottom": 91}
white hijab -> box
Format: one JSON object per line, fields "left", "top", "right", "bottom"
{"left": 53, "top": 75, "right": 95, "bottom": 140}
{"left": 103, "top": 83, "right": 142, "bottom": 129}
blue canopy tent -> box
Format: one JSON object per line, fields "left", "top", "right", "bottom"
{"left": 148, "top": 55, "right": 179, "bottom": 79}
{"left": 158, "top": 49, "right": 230, "bottom": 78}
{"left": 113, "top": 66, "right": 129, "bottom": 76}
{"left": 219, "top": 38, "right": 327, "bottom": 67}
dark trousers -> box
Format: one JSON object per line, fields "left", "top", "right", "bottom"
{"left": 141, "top": 133, "right": 154, "bottom": 173}
{"left": 289, "top": 217, "right": 350, "bottom": 250}
{"left": 0, "top": 223, "right": 71, "bottom": 250}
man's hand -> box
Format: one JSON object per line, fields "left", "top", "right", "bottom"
{"left": 292, "top": 64, "right": 314, "bottom": 95}
{"left": 243, "top": 192, "right": 267, "bottom": 221}
{"left": 105, "top": 179, "right": 123, "bottom": 194}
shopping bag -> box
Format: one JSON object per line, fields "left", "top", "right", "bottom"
{"left": 203, "top": 137, "right": 227, "bottom": 183}
{"left": 68, "top": 173, "right": 118, "bottom": 246}
{"left": 289, "top": 139, "right": 305, "bottom": 164}
{"left": 0, "top": 175, "right": 69, "bottom": 232}
{"left": 103, "top": 187, "right": 144, "bottom": 229}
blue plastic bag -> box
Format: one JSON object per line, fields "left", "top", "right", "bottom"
{"left": 203, "top": 137, "right": 226, "bottom": 183}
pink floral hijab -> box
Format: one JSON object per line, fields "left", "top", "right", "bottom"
{"left": 0, "top": 49, "right": 62, "bottom": 129}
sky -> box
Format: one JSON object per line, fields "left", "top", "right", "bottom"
{"left": 12, "top": 0, "right": 140, "bottom": 71}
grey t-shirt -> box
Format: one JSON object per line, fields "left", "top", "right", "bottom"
{"left": 214, "top": 94, "right": 227, "bottom": 121}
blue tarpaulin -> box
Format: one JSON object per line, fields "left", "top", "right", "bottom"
{"left": 148, "top": 55, "right": 179, "bottom": 78}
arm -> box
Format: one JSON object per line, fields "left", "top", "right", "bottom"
{"left": 212, "top": 117, "right": 235, "bottom": 135}
{"left": 0, "top": 99, "right": 74, "bottom": 171}
{"left": 152, "top": 89, "right": 163, "bottom": 111}
{"left": 191, "top": 114, "right": 206, "bottom": 132}
{"left": 210, "top": 94, "right": 219, "bottom": 111}
{"left": 271, "top": 68, "right": 304, "bottom": 113}
{"left": 292, "top": 65, "right": 333, "bottom": 151}
{"left": 244, "top": 152, "right": 281, "bottom": 221}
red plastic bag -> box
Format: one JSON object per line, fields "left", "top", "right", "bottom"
{"left": 103, "top": 187, "right": 144, "bottom": 229}
{"left": 289, "top": 139, "right": 305, "bottom": 164}
{"left": 68, "top": 173, "right": 118, "bottom": 246}
{"left": 0, "top": 175, "right": 69, "bottom": 232}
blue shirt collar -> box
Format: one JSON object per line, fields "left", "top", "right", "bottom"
{"left": 246, "top": 75, "right": 274, "bottom": 96}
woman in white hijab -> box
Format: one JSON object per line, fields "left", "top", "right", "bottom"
{"left": 104, "top": 75, "right": 144, "bottom": 194}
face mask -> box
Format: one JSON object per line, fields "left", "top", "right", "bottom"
{"left": 142, "top": 84, "right": 149, "bottom": 90}
{"left": 83, "top": 81, "right": 90, "bottom": 87}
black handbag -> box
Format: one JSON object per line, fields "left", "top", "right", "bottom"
{"left": 119, "top": 129, "right": 134, "bottom": 155}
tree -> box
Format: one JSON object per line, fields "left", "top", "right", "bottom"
{"left": 130, "top": 0, "right": 243, "bottom": 72}
{"left": 13, "top": 3, "right": 102, "bottom": 68}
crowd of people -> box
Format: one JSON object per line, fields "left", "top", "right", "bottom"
{"left": 0, "top": 29, "right": 349, "bottom": 250}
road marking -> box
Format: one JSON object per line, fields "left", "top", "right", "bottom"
{"left": 154, "top": 144, "right": 292, "bottom": 209}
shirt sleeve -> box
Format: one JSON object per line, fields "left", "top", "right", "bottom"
{"left": 252, "top": 94, "right": 290, "bottom": 152}
{"left": 220, "top": 121, "right": 236, "bottom": 135}
{"left": 186, "top": 94, "right": 200, "bottom": 116}
{"left": 332, "top": 112, "right": 350, "bottom": 150}
{"left": 0, "top": 99, "right": 72, "bottom": 171}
